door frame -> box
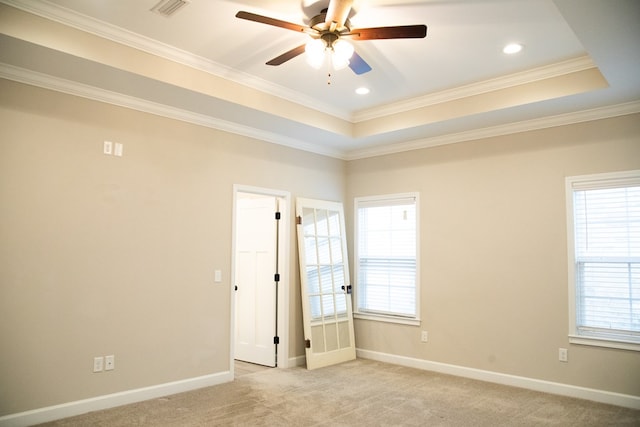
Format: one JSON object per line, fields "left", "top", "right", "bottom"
{"left": 230, "top": 184, "right": 291, "bottom": 371}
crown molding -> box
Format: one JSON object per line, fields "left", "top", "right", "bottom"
{"left": 344, "top": 100, "right": 640, "bottom": 160}
{"left": 1, "top": 0, "right": 606, "bottom": 130}
{"left": 351, "top": 55, "right": 597, "bottom": 123}
{"left": 0, "top": 0, "right": 351, "bottom": 121}
{"left": 0, "top": 63, "right": 345, "bottom": 159}
{"left": 3, "top": 62, "right": 637, "bottom": 162}
{"left": 1, "top": 0, "right": 599, "bottom": 127}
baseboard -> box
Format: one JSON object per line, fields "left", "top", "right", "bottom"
{"left": 356, "top": 349, "right": 640, "bottom": 410}
{"left": 0, "top": 371, "right": 233, "bottom": 427}
{"left": 288, "top": 354, "right": 306, "bottom": 367}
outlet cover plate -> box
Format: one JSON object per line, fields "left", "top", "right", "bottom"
{"left": 559, "top": 348, "right": 568, "bottom": 362}
{"left": 105, "top": 355, "right": 115, "bottom": 371}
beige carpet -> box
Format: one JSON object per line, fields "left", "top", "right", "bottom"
{"left": 38, "top": 359, "right": 639, "bottom": 426}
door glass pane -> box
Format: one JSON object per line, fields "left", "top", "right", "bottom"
{"left": 306, "top": 266, "right": 320, "bottom": 294}
{"left": 317, "top": 237, "right": 331, "bottom": 264}
{"left": 320, "top": 266, "right": 333, "bottom": 294}
{"left": 303, "top": 208, "right": 316, "bottom": 235}
{"left": 304, "top": 237, "right": 318, "bottom": 265}
{"left": 328, "top": 210, "right": 341, "bottom": 236}
{"left": 330, "top": 237, "right": 342, "bottom": 263}
{"left": 333, "top": 266, "right": 345, "bottom": 289}
{"left": 316, "top": 209, "right": 329, "bottom": 235}
{"left": 310, "top": 295, "right": 322, "bottom": 320}
{"left": 336, "top": 293, "right": 347, "bottom": 316}
{"left": 322, "top": 294, "right": 335, "bottom": 319}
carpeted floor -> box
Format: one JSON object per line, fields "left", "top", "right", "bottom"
{"left": 38, "top": 358, "right": 639, "bottom": 426}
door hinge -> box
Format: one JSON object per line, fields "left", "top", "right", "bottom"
{"left": 296, "top": 215, "right": 302, "bottom": 225}
{"left": 305, "top": 339, "right": 311, "bottom": 349}
{"left": 275, "top": 211, "right": 281, "bottom": 220}
{"left": 274, "top": 273, "right": 280, "bottom": 282}
{"left": 274, "top": 336, "right": 280, "bottom": 345}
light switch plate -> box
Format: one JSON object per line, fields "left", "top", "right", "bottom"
{"left": 93, "top": 356, "right": 104, "bottom": 372}
{"left": 103, "top": 140, "right": 113, "bottom": 155}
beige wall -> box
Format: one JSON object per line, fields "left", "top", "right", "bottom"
{"left": 1, "top": 76, "right": 639, "bottom": 416}
{"left": 346, "top": 113, "right": 640, "bottom": 396}
{"left": 0, "top": 79, "right": 345, "bottom": 415}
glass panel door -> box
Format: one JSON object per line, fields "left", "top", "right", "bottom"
{"left": 296, "top": 198, "right": 355, "bottom": 370}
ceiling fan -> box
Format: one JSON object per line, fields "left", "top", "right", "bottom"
{"left": 235, "top": 0, "right": 427, "bottom": 75}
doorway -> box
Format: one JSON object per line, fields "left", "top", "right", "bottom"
{"left": 231, "top": 185, "right": 290, "bottom": 369}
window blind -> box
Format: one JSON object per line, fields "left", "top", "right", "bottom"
{"left": 573, "top": 185, "right": 640, "bottom": 340}
{"left": 356, "top": 196, "right": 417, "bottom": 318}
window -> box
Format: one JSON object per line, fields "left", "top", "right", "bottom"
{"left": 566, "top": 170, "right": 640, "bottom": 351}
{"left": 354, "top": 193, "right": 419, "bottom": 324}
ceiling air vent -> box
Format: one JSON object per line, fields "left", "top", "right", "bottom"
{"left": 150, "top": 0, "right": 190, "bottom": 17}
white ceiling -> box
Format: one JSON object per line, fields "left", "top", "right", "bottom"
{"left": 1, "top": 0, "right": 639, "bottom": 159}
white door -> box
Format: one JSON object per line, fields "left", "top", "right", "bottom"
{"left": 296, "top": 198, "right": 356, "bottom": 370}
{"left": 234, "top": 194, "right": 278, "bottom": 367}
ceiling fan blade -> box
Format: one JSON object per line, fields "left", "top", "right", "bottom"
{"left": 266, "top": 44, "right": 307, "bottom": 66}
{"left": 325, "top": 0, "right": 354, "bottom": 29}
{"left": 349, "top": 51, "right": 372, "bottom": 75}
{"left": 347, "top": 24, "right": 427, "bottom": 40}
{"left": 235, "top": 11, "right": 309, "bottom": 33}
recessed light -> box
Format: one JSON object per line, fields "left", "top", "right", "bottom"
{"left": 503, "top": 43, "right": 523, "bottom": 54}
{"left": 356, "top": 87, "right": 370, "bottom": 95}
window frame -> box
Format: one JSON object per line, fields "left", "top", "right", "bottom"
{"left": 353, "top": 193, "right": 420, "bottom": 326}
{"left": 565, "top": 170, "right": 640, "bottom": 352}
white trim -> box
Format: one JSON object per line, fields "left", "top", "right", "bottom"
{"left": 1, "top": 0, "right": 597, "bottom": 124}
{"left": 354, "top": 312, "right": 421, "bottom": 326}
{"left": 352, "top": 56, "right": 597, "bottom": 122}
{"left": 569, "top": 335, "right": 640, "bottom": 352}
{"left": 0, "top": 64, "right": 344, "bottom": 160}
{"left": 0, "top": 371, "right": 232, "bottom": 427}
{"left": 353, "top": 193, "right": 420, "bottom": 322}
{"left": 2, "top": 64, "right": 639, "bottom": 162}
{"left": 1, "top": 0, "right": 347, "bottom": 121}
{"left": 345, "top": 101, "right": 640, "bottom": 160}
{"left": 231, "top": 185, "right": 291, "bottom": 369}
{"left": 565, "top": 170, "right": 640, "bottom": 351}
{"left": 356, "top": 349, "right": 640, "bottom": 410}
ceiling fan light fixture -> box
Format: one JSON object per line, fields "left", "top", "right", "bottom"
{"left": 305, "top": 38, "right": 327, "bottom": 69}
{"left": 305, "top": 37, "right": 354, "bottom": 71}
{"left": 333, "top": 39, "right": 354, "bottom": 62}
{"left": 330, "top": 52, "right": 350, "bottom": 70}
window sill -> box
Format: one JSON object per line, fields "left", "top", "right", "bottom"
{"left": 569, "top": 335, "right": 640, "bottom": 352}
{"left": 354, "top": 312, "right": 420, "bottom": 326}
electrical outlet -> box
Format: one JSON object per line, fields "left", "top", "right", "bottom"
{"left": 559, "top": 348, "right": 568, "bottom": 362}
{"left": 93, "top": 356, "right": 104, "bottom": 372}
{"left": 105, "top": 355, "right": 115, "bottom": 371}
{"left": 421, "top": 330, "right": 428, "bottom": 343}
